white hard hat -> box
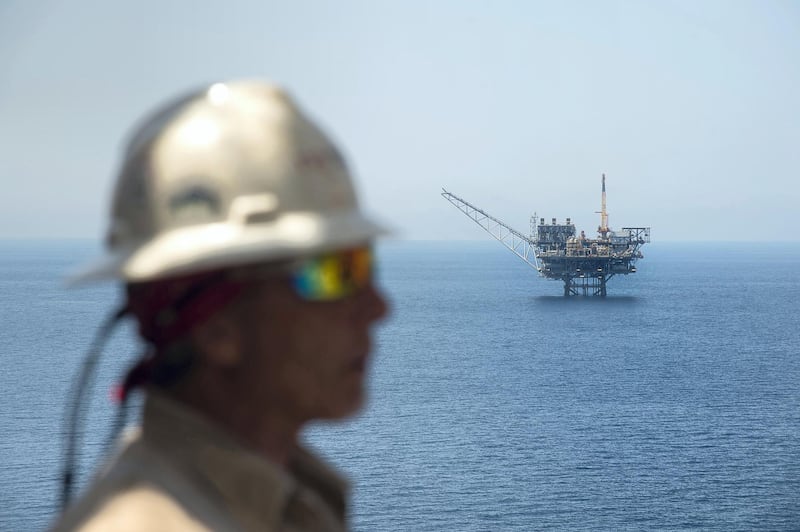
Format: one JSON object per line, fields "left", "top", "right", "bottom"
{"left": 71, "top": 80, "right": 387, "bottom": 284}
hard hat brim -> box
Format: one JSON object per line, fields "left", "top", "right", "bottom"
{"left": 67, "top": 211, "right": 390, "bottom": 286}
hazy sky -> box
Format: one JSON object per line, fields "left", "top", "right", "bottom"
{"left": 1, "top": 1, "right": 797, "bottom": 241}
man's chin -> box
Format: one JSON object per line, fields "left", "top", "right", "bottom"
{"left": 325, "top": 390, "right": 366, "bottom": 420}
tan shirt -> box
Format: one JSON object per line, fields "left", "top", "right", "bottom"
{"left": 51, "top": 393, "right": 348, "bottom": 531}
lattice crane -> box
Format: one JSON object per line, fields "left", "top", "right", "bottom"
{"left": 441, "top": 189, "right": 542, "bottom": 272}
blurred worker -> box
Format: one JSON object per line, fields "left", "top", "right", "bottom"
{"left": 52, "top": 80, "right": 389, "bottom": 531}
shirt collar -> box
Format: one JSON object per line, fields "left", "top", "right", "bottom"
{"left": 141, "top": 392, "right": 347, "bottom": 529}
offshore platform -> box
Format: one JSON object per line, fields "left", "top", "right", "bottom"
{"left": 442, "top": 174, "right": 650, "bottom": 296}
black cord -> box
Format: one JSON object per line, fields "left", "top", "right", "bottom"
{"left": 60, "top": 305, "right": 127, "bottom": 510}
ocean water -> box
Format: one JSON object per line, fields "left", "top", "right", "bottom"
{"left": 1, "top": 240, "right": 798, "bottom": 531}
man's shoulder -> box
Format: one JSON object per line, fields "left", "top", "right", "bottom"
{"left": 50, "top": 436, "right": 236, "bottom": 531}
{"left": 51, "top": 482, "right": 213, "bottom": 532}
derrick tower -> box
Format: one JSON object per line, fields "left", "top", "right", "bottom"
{"left": 442, "top": 175, "right": 650, "bottom": 296}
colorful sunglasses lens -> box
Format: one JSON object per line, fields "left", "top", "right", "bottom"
{"left": 292, "top": 247, "right": 373, "bottom": 301}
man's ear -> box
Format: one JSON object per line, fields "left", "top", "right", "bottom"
{"left": 188, "top": 311, "right": 242, "bottom": 368}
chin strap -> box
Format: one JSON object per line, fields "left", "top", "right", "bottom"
{"left": 60, "top": 305, "right": 128, "bottom": 510}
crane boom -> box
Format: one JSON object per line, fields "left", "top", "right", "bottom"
{"left": 441, "top": 188, "right": 540, "bottom": 271}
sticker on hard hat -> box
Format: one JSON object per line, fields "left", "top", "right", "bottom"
{"left": 168, "top": 185, "right": 221, "bottom": 222}
{"left": 297, "top": 147, "right": 346, "bottom": 175}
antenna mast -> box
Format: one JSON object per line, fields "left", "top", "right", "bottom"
{"left": 598, "top": 173, "right": 609, "bottom": 238}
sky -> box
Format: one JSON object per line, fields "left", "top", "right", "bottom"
{"left": 0, "top": 0, "right": 798, "bottom": 242}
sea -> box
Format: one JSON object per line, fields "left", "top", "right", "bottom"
{"left": 1, "top": 239, "right": 798, "bottom": 531}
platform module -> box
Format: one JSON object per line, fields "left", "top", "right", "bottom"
{"left": 441, "top": 174, "right": 650, "bottom": 296}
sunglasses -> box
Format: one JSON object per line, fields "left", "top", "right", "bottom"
{"left": 290, "top": 246, "right": 374, "bottom": 301}
{"left": 232, "top": 246, "right": 375, "bottom": 301}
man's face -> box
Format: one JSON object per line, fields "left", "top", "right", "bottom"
{"left": 231, "top": 270, "right": 389, "bottom": 423}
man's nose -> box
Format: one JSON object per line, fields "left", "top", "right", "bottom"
{"left": 355, "top": 283, "right": 389, "bottom": 322}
